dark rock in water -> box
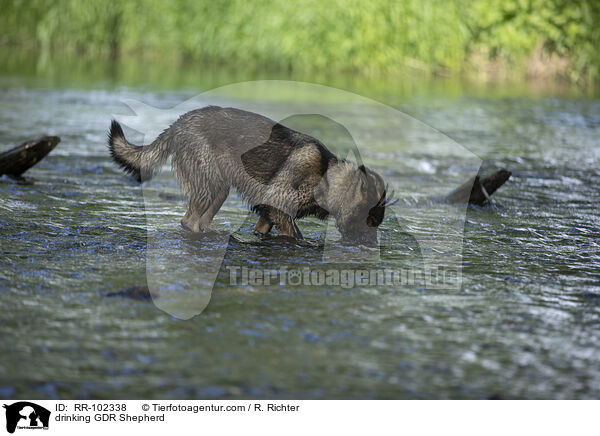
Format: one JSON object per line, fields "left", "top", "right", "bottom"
{"left": 106, "top": 285, "right": 157, "bottom": 301}
{"left": 0, "top": 136, "right": 60, "bottom": 177}
{"left": 0, "top": 174, "right": 33, "bottom": 184}
{"left": 445, "top": 169, "right": 512, "bottom": 205}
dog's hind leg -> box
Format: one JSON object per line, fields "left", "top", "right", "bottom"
{"left": 181, "top": 186, "right": 229, "bottom": 232}
{"left": 176, "top": 147, "right": 230, "bottom": 232}
{"left": 181, "top": 194, "right": 211, "bottom": 232}
{"left": 199, "top": 185, "right": 230, "bottom": 227}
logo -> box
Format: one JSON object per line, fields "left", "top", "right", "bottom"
{"left": 3, "top": 402, "right": 50, "bottom": 433}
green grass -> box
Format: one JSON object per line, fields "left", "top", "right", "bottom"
{"left": 1, "top": 0, "right": 599, "bottom": 84}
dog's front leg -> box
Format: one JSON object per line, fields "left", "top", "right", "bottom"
{"left": 272, "top": 211, "right": 302, "bottom": 239}
{"left": 254, "top": 215, "right": 273, "bottom": 235}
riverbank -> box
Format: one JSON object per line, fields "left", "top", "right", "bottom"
{"left": 2, "top": 0, "right": 599, "bottom": 86}
{"left": 0, "top": 51, "right": 595, "bottom": 103}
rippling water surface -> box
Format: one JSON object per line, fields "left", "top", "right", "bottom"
{"left": 0, "top": 69, "right": 599, "bottom": 399}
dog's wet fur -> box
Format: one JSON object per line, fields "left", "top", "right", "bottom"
{"left": 109, "top": 106, "right": 387, "bottom": 245}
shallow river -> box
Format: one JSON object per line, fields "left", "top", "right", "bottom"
{"left": 0, "top": 64, "right": 599, "bottom": 399}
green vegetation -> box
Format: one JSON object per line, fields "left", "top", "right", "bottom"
{"left": 1, "top": 0, "right": 599, "bottom": 84}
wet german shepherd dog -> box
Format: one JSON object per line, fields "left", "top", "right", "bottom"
{"left": 109, "top": 106, "right": 388, "bottom": 245}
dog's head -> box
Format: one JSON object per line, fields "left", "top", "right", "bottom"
{"left": 316, "top": 162, "right": 388, "bottom": 246}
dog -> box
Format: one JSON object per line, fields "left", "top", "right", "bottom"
{"left": 108, "top": 106, "right": 388, "bottom": 245}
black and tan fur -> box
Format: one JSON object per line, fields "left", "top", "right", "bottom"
{"left": 109, "top": 106, "right": 387, "bottom": 245}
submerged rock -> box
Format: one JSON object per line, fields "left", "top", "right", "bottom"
{"left": 105, "top": 285, "right": 158, "bottom": 301}
{"left": 445, "top": 169, "right": 512, "bottom": 205}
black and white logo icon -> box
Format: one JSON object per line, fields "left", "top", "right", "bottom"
{"left": 3, "top": 402, "right": 50, "bottom": 433}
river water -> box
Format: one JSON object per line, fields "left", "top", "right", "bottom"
{"left": 0, "top": 60, "right": 599, "bottom": 399}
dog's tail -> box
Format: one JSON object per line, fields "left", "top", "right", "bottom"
{"left": 108, "top": 120, "right": 172, "bottom": 182}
